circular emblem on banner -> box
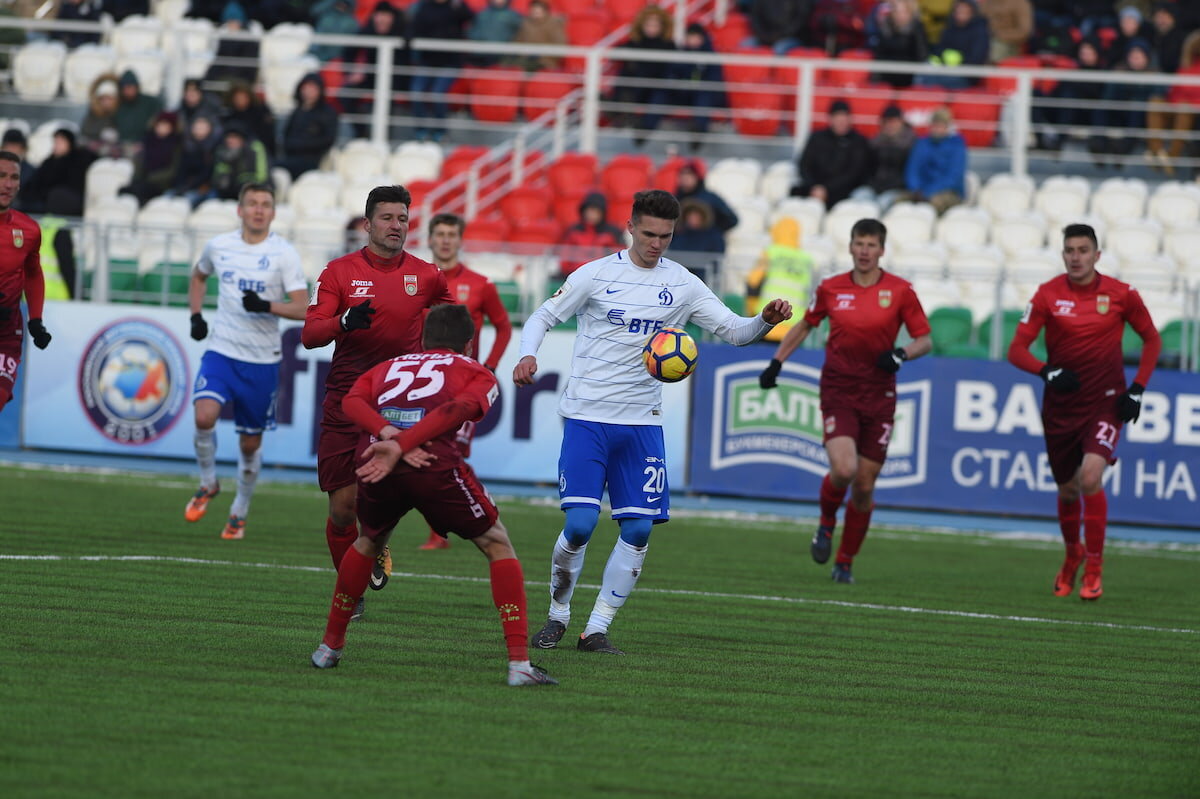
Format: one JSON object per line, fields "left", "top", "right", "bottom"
{"left": 78, "top": 318, "right": 189, "bottom": 445}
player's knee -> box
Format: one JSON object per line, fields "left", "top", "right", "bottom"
{"left": 1080, "top": 473, "right": 1104, "bottom": 496}
{"left": 238, "top": 436, "right": 262, "bottom": 458}
{"left": 562, "top": 506, "right": 600, "bottom": 547}
{"left": 617, "top": 518, "right": 653, "bottom": 548}
{"left": 474, "top": 523, "right": 517, "bottom": 561}
{"left": 830, "top": 462, "right": 857, "bottom": 486}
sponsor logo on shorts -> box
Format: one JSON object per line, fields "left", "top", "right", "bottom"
{"left": 78, "top": 318, "right": 188, "bottom": 445}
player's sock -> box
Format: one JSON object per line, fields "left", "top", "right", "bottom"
{"left": 325, "top": 518, "right": 358, "bottom": 569}
{"left": 548, "top": 532, "right": 587, "bottom": 624}
{"left": 322, "top": 546, "right": 374, "bottom": 650}
{"left": 583, "top": 538, "right": 647, "bottom": 637}
{"left": 1083, "top": 489, "right": 1107, "bottom": 559}
{"left": 229, "top": 449, "right": 261, "bottom": 518}
{"left": 819, "top": 474, "right": 847, "bottom": 527}
{"left": 1057, "top": 495, "right": 1082, "bottom": 547}
{"left": 194, "top": 427, "right": 218, "bottom": 488}
{"left": 835, "top": 502, "right": 873, "bottom": 565}
{"left": 489, "top": 557, "right": 528, "bottom": 661}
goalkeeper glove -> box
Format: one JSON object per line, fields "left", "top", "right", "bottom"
{"left": 27, "top": 318, "right": 51, "bottom": 349}
{"left": 242, "top": 289, "right": 272, "bottom": 313}
{"left": 1039, "top": 364, "right": 1080, "bottom": 393}
{"left": 1116, "top": 382, "right": 1145, "bottom": 423}
{"left": 876, "top": 347, "right": 907, "bottom": 373}
{"left": 341, "top": 300, "right": 376, "bottom": 331}
{"left": 190, "top": 313, "right": 208, "bottom": 341}
{"left": 759, "top": 358, "right": 782, "bottom": 389}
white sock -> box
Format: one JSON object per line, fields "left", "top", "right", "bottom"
{"left": 547, "top": 532, "right": 587, "bottom": 624}
{"left": 583, "top": 538, "right": 647, "bottom": 637}
{"left": 194, "top": 427, "right": 217, "bottom": 488}
{"left": 229, "top": 448, "right": 261, "bottom": 518}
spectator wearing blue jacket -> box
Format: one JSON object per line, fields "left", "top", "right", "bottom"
{"left": 903, "top": 106, "right": 966, "bottom": 215}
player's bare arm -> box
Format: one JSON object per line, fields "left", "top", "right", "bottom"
{"left": 513, "top": 355, "right": 538, "bottom": 385}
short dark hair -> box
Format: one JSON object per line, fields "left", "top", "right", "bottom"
{"left": 850, "top": 218, "right": 887, "bottom": 247}
{"left": 238, "top": 181, "right": 275, "bottom": 204}
{"left": 422, "top": 303, "right": 475, "bottom": 352}
{"left": 1062, "top": 223, "right": 1098, "bottom": 249}
{"left": 1, "top": 128, "right": 26, "bottom": 147}
{"left": 0, "top": 151, "right": 19, "bottom": 167}
{"left": 365, "top": 185, "right": 412, "bottom": 221}
{"left": 428, "top": 212, "right": 464, "bottom": 236}
{"left": 631, "top": 189, "right": 680, "bottom": 223}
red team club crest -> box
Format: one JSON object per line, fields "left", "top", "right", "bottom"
{"left": 404, "top": 275, "right": 418, "bottom": 296}
{"left": 11, "top": 228, "right": 22, "bottom": 248}
{"left": 878, "top": 289, "right": 892, "bottom": 308}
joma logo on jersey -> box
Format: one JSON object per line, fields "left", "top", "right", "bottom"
{"left": 1053, "top": 299, "right": 1076, "bottom": 316}
{"left": 350, "top": 285, "right": 372, "bottom": 298}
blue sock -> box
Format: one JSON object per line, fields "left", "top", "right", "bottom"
{"left": 618, "top": 518, "right": 653, "bottom": 548}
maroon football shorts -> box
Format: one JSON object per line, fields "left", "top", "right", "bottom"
{"left": 0, "top": 336, "right": 21, "bottom": 411}
{"left": 317, "top": 393, "right": 360, "bottom": 492}
{"left": 356, "top": 460, "right": 498, "bottom": 542}
{"left": 1043, "top": 410, "right": 1122, "bottom": 486}
{"left": 821, "top": 385, "right": 897, "bottom": 464}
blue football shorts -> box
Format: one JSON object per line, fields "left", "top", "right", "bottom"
{"left": 558, "top": 418, "right": 669, "bottom": 522}
{"left": 193, "top": 350, "right": 279, "bottom": 435}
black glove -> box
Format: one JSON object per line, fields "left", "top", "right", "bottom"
{"left": 340, "top": 300, "right": 376, "bottom": 331}
{"left": 1116, "top": 382, "right": 1145, "bottom": 424}
{"left": 242, "top": 289, "right": 272, "bottom": 313}
{"left": 759, "top": 358, "right": 783, "bottom": 389}
{"left": 1039, "top": 364, "right": 1080, "bottom": 393}
{"left": 27, "top": 318, "right": 51, "bottom": 350}
{"left": 876, "top": 347, "right": 907, "bottom": 373}
{"left": 190, "top": 313, "right": 208, "bottom": 341}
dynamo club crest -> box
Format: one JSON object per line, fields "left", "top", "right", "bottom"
{"left": 78, "top": 318, "right": 189, "bottom": 445}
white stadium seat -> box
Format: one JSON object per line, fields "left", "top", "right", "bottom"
{"left": 1147, "top": 181, "right": 1200, "bottom": 229}
{"left": 13, "top": 41, "right": 67, "bottom": 102}
{"left": 152, "top": 0, "right": 190, "bottom": 24}
{"left": 1163, "top": 226, "right": 1200, "bottom": 279}
{"left": 1033, "top": 175, "right": 1090, "bottom": 227}
{"left": 890, "top": 242, "right": 948, "bottom": 280}
{"left": 990, "top": 211, "right": 1048, "bottom": 257}
{"left": 289, "top": 170, "right": 344, "bottom": 218}
{"left": 115, "top": 50, "right": 168, "bottom": 97}
{"left": 1117, "top": 253, "right": 1177, "bottom": 291}
{"left": 261, "top": 22, "right": 315, "bottom": 66}
{"left": 729, "top": 196, "right": 770, "bottom": 238}
{"left": 27, "top": 119, "right": 79, "bottom": 168}
{"left": 977, "top": 172, "right": 1035, "bottom": 219}
{"left": 759, "top": 160, "right": 796, "bottom": 205}
{"left": 63, "top": 44, "right": 118, "bottom": 104}
{"left": 1089, "top": 177, "right": 1148, "bottom": 227}
{"left": 936, "top": 205, "right": 991, "bottom": 251}
{"left": 947, "top": 244, "right": 1005, "bottom": 282}
{"left": 769, "top": 196, "right": 824, "bottom": 242}
{"left": 339, "top": 175, "right": 391, "bottom": 218}
{"left": 85, "top": 158, "right": 136, "bottom": 209}
{"left": 263, "top": 55, "right": 320, "bottom": 114}
{"left": 822, "top": 198, "right": 879, "bottom": 246}
{"left": 388, "top": 141, "right": 443, "bottom": 184}
{"left": 882, "top": 201, "right": 937, "bottom": 250}
{"left": 335, "top": 139, "right": 390, "bottom": 183}
{"left": 1005, "top": 247, "right": 1061, "bottom": 283}
{"left": 110, "top": 14, "right": 165, "bottom": 58}
{"left": 705, "top": 158, "right": 762, "bottom": 203}
{"left": 1104, "top": 218, "right": 1162, "bottom": 264}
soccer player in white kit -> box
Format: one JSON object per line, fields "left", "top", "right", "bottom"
{"left": 184, "top": 182, "right": 309, "bottom": 539}
{"left": 513, "top": 189, "right": 793, "bottom": 654}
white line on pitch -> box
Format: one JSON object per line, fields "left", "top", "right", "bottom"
{"left": 3, "top": 553, "right": 1196, "bottom": 636}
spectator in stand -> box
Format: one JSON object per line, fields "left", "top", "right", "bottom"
{"left": 311, "top": 0, "right": 360, "bottom": 62}
{"left": 205, "top": 2, "right": 261, "bottom": 89}
{"left": 675, "top": 159, "right": 738, "bottom": 234}
{"left": 810, "top": 0, "right": 868, "bottom": 54}
{"left": 278, "top": 73, "right": 338, "bottom": 179}
{"left": 107, "top": 0, "right": 150, "bottom": 19}
{"left": 675, "top": 23, "right": 726, "bottom": 148}
{"left": 1146, "top": 30, "right": 1200, "bottom": 175}
{"left": 791, "top": 99, "right": 875, "bottom": 209}
{"left": 611, "top": 5, "right": 676, "bottom": 146}
{"left": 671, "top": 199, "right": 727, "bottom": 256}
{"left": 870, "top": 0, "right": 929, "bottom": 87}
{"left": 919, "top": 0, "right": 990, "bottom": 87}
{"left": 1033, "top": 35, "right": 1108, "bottom": 153}
{"left": 468, "top": 0, "right": 524, "bottom": 66}
{"left": 169, "top": 114, "right": 221, "bottom": 206}
{"left": 1, "top": 130, "right": 34, "bottom": 193}
{"left": 115, "top": 70, "right": 163, "bottom": 152}
{"left": 408, "top": 0, "right": 475, "bottom": 142}
{"left": 851, "top": 104, "right": 915, "bottom": 213}
{"left": 510, "top": 0, "right": 566, "bottom": 71}
{"left": 121, "top": 111, "right": 183, "bottom": 206}
{"left": 209, "top": 123, "right": 269, "bottom": 201}
{"left": 177, "top": 79, "right": 223, "bottom": 135}
{"left": 918, "top": 0, "right": 955, "bottom": 42}
{"left": 342, "top": 2, "right": 409, "bottom": 138}
{"left": 53, "top": 0, "right": 102, "bottom": 48}
{"left": 902, "top": 106, "right": 966, "bottom": 214}
{"left": 1110, "top": 6, "right": 1151, "bottom": 65}
{"left": 21, "top": 129, "right": 96, "bottom": 216}
{"left": 978, "top": 0, "right": 1032, "bottom": 62}
{"left": 559, "top": 192, "right": 624, "bottom": 277}
{"left": 1094, "top": 38, "right": 1161, "bottom": 167}
{"left": 1072, "top": 0, "right": 1118, "bottom": 37}
{"left": 1150, "top": 2, "right": 1187, "bottom": 74}
{"left": 79, "top": 74, "right": 122, "bottom": 158}
{"left": 745, "top": 0, "right": 813, "bottom": 54}
{"left": 222, "top": 81, "right": 275, "bottom": 158}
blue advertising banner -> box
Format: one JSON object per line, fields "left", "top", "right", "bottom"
{"left": 689, "top": 344, "right": 1200, "bottom": 527}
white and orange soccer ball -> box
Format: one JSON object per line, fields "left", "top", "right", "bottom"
{"left": 642, "top": 326, "right": 699, "bottom": 383}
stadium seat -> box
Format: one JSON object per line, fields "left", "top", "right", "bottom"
{"left": 1033, "top": 175, "right": 1090, "bottom": 228}
{"left": 270, "top": 166, "right": 293, "bottom": 202}
{"left": 1104, "top": 219, "right": 1163, "bottom": 265}
{"left": 706, "top": 158, "right": 762, "bottom": 203}
{"left": 950, "top": 89, "right": 1001, "bottom": 148}
{"left": 729, "top": 197, "right": 770, "bottom": 239}
{"left": 1147, "top": 181, "right": 1200, "bottom": 229}
{"left": 825, "top": 49, "right": 873, "bottom": 88}
{"left": 463, "top": 215, "right": 511, "bottom": 245}
{"left": 111, "top": 14, "right": 164, "bottom": 58}
{"left": 63, "top": 44, "right": 117, "bottom": 104}
{"left": 976, "top": 308, "right": 1025, "bottom": 352}
{"left": 335, "top": 139, "right": 390, "bottom": 182}
{"left": 891, "top": 242, "right": 948, "bottom": 279}
{"left": 1116, "top": 254, "right": 1177, "bottom": 291}
{"left": 552, "top": 188, "right": 588, "bottom": 228}
{"left": 759, "top": 160, "right": 795, "bottom": 205}
{"left": 710, "top": 15, "right": 752, "bottom": 53}
{"left": 770, "top": 196, "right": 824, "bottom": 241}
{"left": 565, "top": 9, "right": 611, "bottom": 46}
{"left": 263, "top": 55, "right": 320, "bottom": 114}
{"left": 13, "top": 41, "right": 66, "bottom": 102}
{"left": 261, "top": 22, "right": 315, "bottom": 66}
{"left": 520, "top": 71, "right": 579, "bottom": 120}
{"left": 983, "top": 54, "right": 1041, "bottom": 95}
{"left": 441, "top": 145, "right": 491, "bottom": 182}
{"left": 935, "top": 205, "right": 990, "bottom": 251}
{"left": 1089, "top": 177, "right": 1148, "bottom": 227}
{"left": 894, "top": 87, "right": 950, "bottom": 132}
{"left": 823, "top": 198, "right": 880, "bottom": 245}
{"left": 115, "top": 50, "right": 168, "bottom": 98}
{"left": 548, "top": 152, "right": 598, "bottom": 195}
{"left": 991, "top": 211, "right": 1048, "bottom": 257}
{"left": 293, "top": 217, "right": 350, "bottom": 280}
{"left": 467, "top": 67, "right": 523, "bottom": 123}
{"left": 499, "top": 185, "right": 552, "bottom": 225}
{"left": 1163, "top": 227, "right": 1200, "bottom": 277}
{"left": 289, "top": 171, "right": 344, "bottom": 218}
{"left": 389, "top": 140, "right": 444, "bottom": 184}
{"left": 339, "top": 174, "right": 392, "bottom": 219}
{"left": 508, "top": 218, "right": 561, "bottom": 245}
{"left": 607, "top": 0, "right": 648, "bottom": 24}
{"left": 724, "top": 48, "right": 774, "bottom": 86}
{"left": 947, "top": 244, "right": 1005, "bottom": 282}
{"left": 652, "top": 155, "right": 692, "bottom": 192}
{"left": 882, "top": 202, "right": 937, "bottom": 250}
{"left": 729, "top": 90, "right": 783, "bottom": 137}
{"left": 85, "top": 158, "right": 136, "bottom": 210}
{"left": 927, "top": 306, "right": 975, "bottom": 354}
{"left": 977, "top": 172, "right": 1035, "bottom": 219}
{"left": 1005, "top": 247, "right": 1061, "bottom": 283}
{"left": 153, "top": 0, "right": 190, "bottom": 24}
{"left": 601, "top": 154, "right": 654, "bottom": 196}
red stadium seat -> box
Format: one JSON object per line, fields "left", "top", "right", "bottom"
{"left": 548, "top": 153, "right": 599, "bottom": 195}
{"left": 508, "top": 218, "right": 562, "bottom": 245}
{"left": 555, "top": 0, "right": 600, "bottom": 15}
{"left": 895, "top": 87, "right": 950, "bottom": 133}
{"left": 652, "top": 155, "right": 692, "bottom": 192}
{"left": 710, "top": 14, "right": 752, "bottom": 52}
{"left": 499, "top": 185, "right": 553, "bottom": 225}
{"left": 553, "top": 188, "right": 591, "bottom": 228}
{"left": 951, "top": 89, "right": 1002, "bottom": 147}
{"left": 467, "top": 67, "right": 523, "bottom": 123}
{"left": 730, "top": 90, "right": 783, "bottom": 137}
{"left": 566, "top": 9, "right": 612, "bottom": 45}
{"left": 984, "top": 55, "right": 1041, "bottom": 95}
{"left": 464, "top": 215, "right": 511, "bottom": 245}
{"left": 837, "top": 85, "right": 895, "bottom": 137}
{"left": 520, "top": 71, "right": 580, "bottom": 119}
{"left": 725, "top": 47, "right": 774, "bottom": 86}
{"left": 440, "top": 146, "right": 490, "bottom": 181}
{"left": 607, "top": 0, "right": 647, "bottom": 25}
{"left": 826, "top": 49, "right": 873, "bottom": 88}
{"left": 601, "top": 154, "right": 653, "bottom": 195}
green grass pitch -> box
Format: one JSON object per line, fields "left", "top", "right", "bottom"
{"left": 0, "top": 464, "right": 1197, "bottom": 798}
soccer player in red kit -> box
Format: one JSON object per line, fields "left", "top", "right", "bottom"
{"left": 417, "top": 212, "right": 514, "bottom": 550}
{"left": 302, "top": 185, "right": 453, "bottom": 613}
{"left": 759, "top": 218, "right": 931, "bottom": 584}
{"left": 311, "top": 304, "right": 556, "bottom": 686}
{"left": 0, "top": 151, "right": 51, "bottom": 411}
{"left": 1008, "top": 223, "right": 1160, "bottom": 601}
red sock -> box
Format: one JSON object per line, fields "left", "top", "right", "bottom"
{"left": 489, "top": 557, "right": 528, "bottom": 662}
{"left": 325, "top": 517, "right": 358, "bottom": 569}
{"left": 819, "top": 474, "right": 847, "bottom": 527}
{"left": 322, "top": 546, "right": 374, "bottom": 650}
{"left": 1083, "top": 490, "right": 1107, "bottom": 560}
{"left": 1057, "top": 496, "right": 1082, "bottom": 547}
{"left": 836, "top": 503, "right": 873, "bottom": 565}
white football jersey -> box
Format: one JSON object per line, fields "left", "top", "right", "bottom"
{"left": 521, "top": 249, "right": 771, "bottom": 425}
{"left": 195, "top": 230, "right": 307, "bottom": 364}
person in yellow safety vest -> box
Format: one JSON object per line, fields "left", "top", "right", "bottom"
{"left": 745, "top": 217, "right": 813, "bottom": 342}
{"left": 37, "top": 215, "right": 73, "bottom": 300}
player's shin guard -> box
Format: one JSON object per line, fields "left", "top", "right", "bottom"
{"left": 548, "top": 532, "right": 587, "bottom": 624}
{"left": 194, "top": 427, "right": 218, "bottom": 488}
{"left": 489, "top": 557, "right": 529, "bottom": 661}
{"left": 583, "top": 538, "right": 647, "bottom": 637}
{"left": 1057, "top": 496, "right": 1082, "bottom": 547}
{"left": 230, "top": 449, "right": 261, "bottom": 518}
{"left": 322, "top": 547, "right": 374, "bottom": 650}
{"left": 819, "top": 474, "right": 848, "bottom": 527}
{"left": 836, "top": 503, "right": 873, "bottom": 565}
{"left": 1083, "top": 489, "right": 1107, "bottom": 560}
{"left": 325, "top": 518, "right": 358, "bottom": 569}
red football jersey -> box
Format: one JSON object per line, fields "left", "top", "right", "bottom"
{"left": 0, "top": 209, "right": 44, "bottom": 333}
{"left": 804, "top": 270, "right": 931, "bottom": 390}
{"left": 303, "top": 247, "right": 454, "bottom": 400}
{"left": 342, "top": 349, "right": 499, "bottom": 472}
{"left": 442, "top": 262, "right": 513, "bottom": 370}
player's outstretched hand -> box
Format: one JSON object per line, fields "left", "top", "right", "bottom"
{"left": 0, "top": 292, "right": 9, "bottom": 322}
{"left": 760, "top": 298, "right": 794, "bottom": 326}
{"left": 340, "top": 300, "right": 376, "bottom": 331}
{"left": 876, "top": 347, "right": 907, "bottom": 373}
{"left": 190, "top": 313, "right": 208, "bottom": 341}
{"left": 513, "top": 355, "right": 538, "bottom": 386}
{"left": 242, "top": 289, "right": 272, "bottom": 313}
{"left": 759, "top": 358, "right": 782, "bottom": 389}
{"left": 1116, "top": 382, "right": 1145, "bottom": 423}
{"left": 27, "top": 318, "right": 51, "bottom": 349}
{"left": 401, "top": 446, "right": 436, "bottom": 469}
{"left": 356, "top": 439, "right": 402, "bottom": 483}
{"left": 1039, "top": 364, "right": 1080, "bottom": 393}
